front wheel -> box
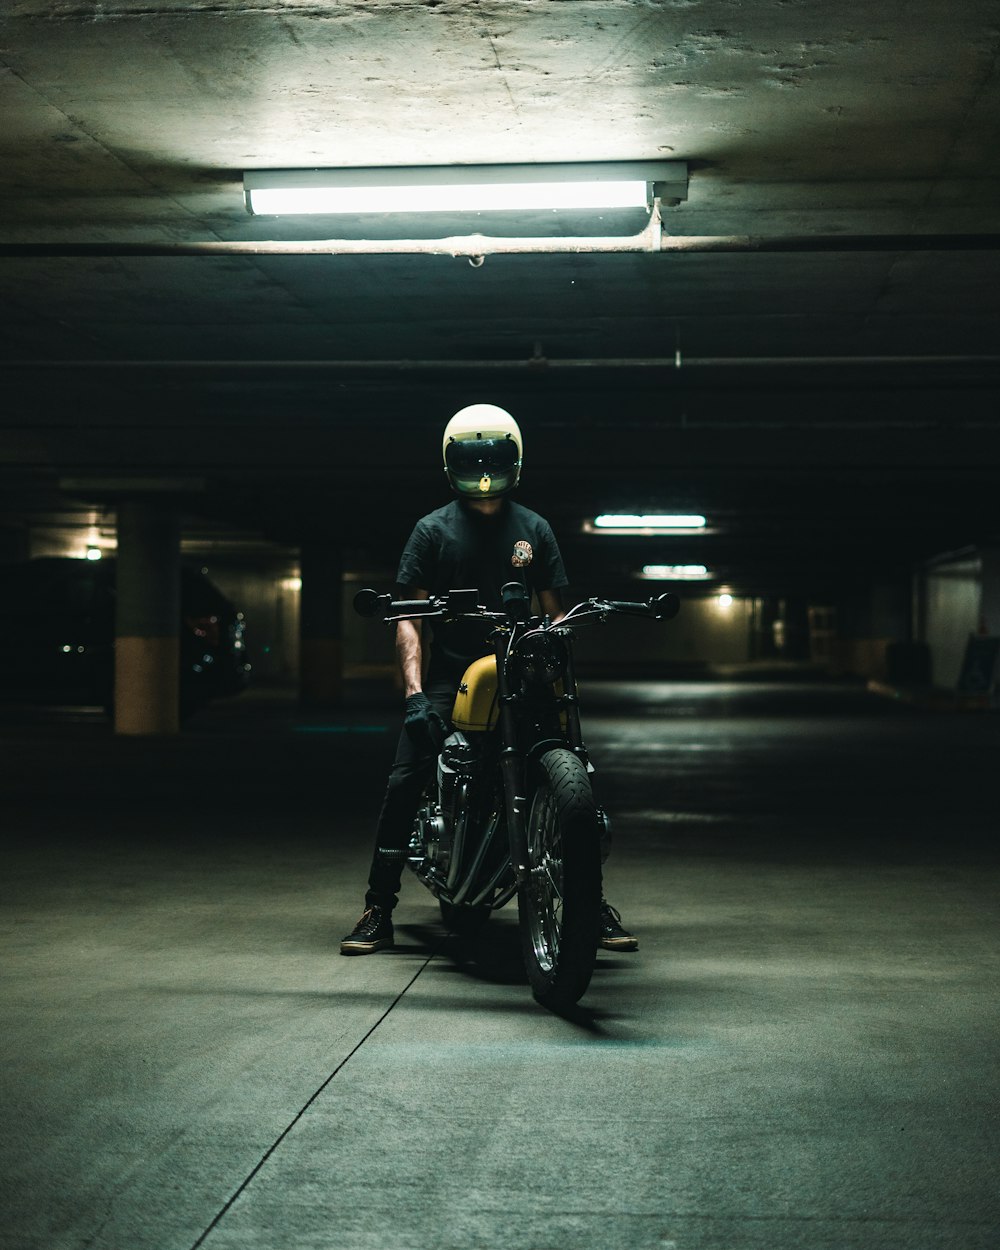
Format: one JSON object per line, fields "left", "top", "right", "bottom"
{"left": 519, "top": 748, "right": 601, "bottom": 1009}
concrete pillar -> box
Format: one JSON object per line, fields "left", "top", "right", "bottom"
{"left": 776, "top": 596, "right": 811, "bottom": 660}
{"left": 979, "top": 548, "right": 1000, "bottom": 635}
{"left": 750, "top": 597, "right": 780, "bottom": 659}
{"left": 299, "top": 541, "right": 344, "bottom": 706}
{"left": 114, "top": 500, "right": 180, "bottom": 735}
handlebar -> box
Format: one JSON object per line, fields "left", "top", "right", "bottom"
{"left": 353, "top": 587, "right": 681, "bottom": 626}
{"left": 602, "top": 593, "right": 681, "bottom": 621}
{"left": 353, "top": 587, "right": 483, "bottom": 620}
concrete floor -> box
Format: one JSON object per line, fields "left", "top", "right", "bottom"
{"left": 1, "top": 679, "right": 998, "bottom": 1250}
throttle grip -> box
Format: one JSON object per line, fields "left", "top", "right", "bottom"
{"left": 604, "top": 593, "right": 680, "bottom": 620}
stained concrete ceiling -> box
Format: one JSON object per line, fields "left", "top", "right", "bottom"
{"left": 1, "top": 1, "right": 999, "bottom": 595}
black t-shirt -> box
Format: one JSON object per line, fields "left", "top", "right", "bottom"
{"left": 396, "top": 498, "right": 569, "bottom": 682}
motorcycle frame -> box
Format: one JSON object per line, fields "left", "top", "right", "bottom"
{"left": 361, "top": 587, "right": 678, "bottom": 914}
{"left": 413, "top": 618, "right": 587, "bottom": 909}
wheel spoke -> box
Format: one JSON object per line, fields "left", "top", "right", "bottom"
{"left": 525, "top": 789, "right": 566, "bottom": 972}
{"left": 542, "top": 847, "right": 564, "bottom": 896}
{"left": 519, "top": 748, "right": 600, "bottom": 1007}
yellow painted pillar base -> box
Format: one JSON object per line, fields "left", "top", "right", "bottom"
{"left": 300, "top": 637, "right": 344, "bottom": 707}
{"left": 115, "top": 637, "right": 180, "bottom": 735}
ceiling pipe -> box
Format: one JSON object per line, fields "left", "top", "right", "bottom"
{"left": 4, "top": 355, "right": 999, "bottom": 371}
{"left": 0, "top": 235, "right": 996, "bottom": 258}
{"left": 0, "top": 204, "right": 998, "bottom": 262}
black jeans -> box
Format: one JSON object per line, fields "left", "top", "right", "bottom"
{"left": 365, "top": 682, "right": 456, "bottom": 911}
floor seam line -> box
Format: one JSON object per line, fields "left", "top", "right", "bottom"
{"left": 187, "top": 949, "right": 439, "bottom": 1250}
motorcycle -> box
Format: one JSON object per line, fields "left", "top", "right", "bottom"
{"left": 354, "top": 582, "right": 680, "bottom": 1009}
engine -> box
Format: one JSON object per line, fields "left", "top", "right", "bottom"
{"left": 415, "top": 730, "right": 479, "bottom": 871}
{"left": 437, "top": 730, "right": 477, "bottom": 824}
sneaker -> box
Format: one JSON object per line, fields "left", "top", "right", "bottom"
{"left": 599, "top": 899, "right": 638, "bottom": 951}
{"left": 340, "top": 905, "right": 394, "bottom": 955}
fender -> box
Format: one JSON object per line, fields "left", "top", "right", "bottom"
{"left": 524, "top": 737, "right": 570, "bottom": 770}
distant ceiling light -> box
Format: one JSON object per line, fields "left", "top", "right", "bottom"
{"left": 85, "top": 547, "right": 103, "bottom": 561}
{"left": 717, "top": 592, "right": 734, "bottom": 607}
{"left": 244, "top": 162, "right": 688, "bottom": 216}
{"left": 640, "top": 564, "right": 711, "bottom": 580}
{"left": 594, "top": 514, "right": 707, "bottom": 530}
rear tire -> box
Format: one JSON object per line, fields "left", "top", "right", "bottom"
{"left": 519, "top": 748, "right": 600, "bottom": 1008}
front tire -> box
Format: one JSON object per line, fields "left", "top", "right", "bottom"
{"left": 519, "top": 748, "right": 601, "bottom": 1008}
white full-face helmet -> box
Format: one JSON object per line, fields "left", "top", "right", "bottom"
{"left": 442, "top": 404, "right": 523, "bottom": 498}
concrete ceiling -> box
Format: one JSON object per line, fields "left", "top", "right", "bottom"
{"left": 1, "top": 1, "right": 999, "bottom": 595}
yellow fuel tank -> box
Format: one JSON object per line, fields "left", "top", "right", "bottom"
{"left": 451, "top": 654, "right": 499, "bottom": 732}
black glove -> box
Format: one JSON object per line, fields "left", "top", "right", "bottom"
{"left": 403, "top": 693, "right": 447, "bottom": 753}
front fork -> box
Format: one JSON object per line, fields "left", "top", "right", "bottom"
{"left": 559, "top": 635, "right": 611, "bottom": 860}
{"left": 557, "top": 628, "right": 586, "bottom": 757}
{"left": 494, "top": 633, "right": 531, "bottom": 886}
{"left": 494, "top": 627, "right": 589, "bottom": 887}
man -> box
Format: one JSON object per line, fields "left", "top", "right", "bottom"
{"left": 341, "top": 403, "right": 637, "bottom": 955}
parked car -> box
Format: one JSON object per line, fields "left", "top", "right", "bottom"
{"left": 0, "top": 557, "right": 250, "bottom": 713}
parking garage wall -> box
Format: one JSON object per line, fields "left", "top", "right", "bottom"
{"left": 569, "top": 593, "right": 754, "bottom": 675}
{"left": 921, "top": 554, "right": 983, "bottom": 688}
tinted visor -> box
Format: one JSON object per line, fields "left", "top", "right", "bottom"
{"left": 445, "top": 437, "right": 520, "bottom": 495}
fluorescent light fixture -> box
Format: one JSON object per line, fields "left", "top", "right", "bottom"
{"left": 244, "top": 162, "right": 688, "bottom": 216}
{"left": 251, "top": 181, "right": 644, "bottom": 216}
{"left": 641, "top": 565, "right": 711, "bottom": 580}
{"left": 594, "top": 514, "right": 707, "bottom": 530}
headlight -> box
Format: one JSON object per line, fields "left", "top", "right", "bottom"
{"left": 514, "top": 630, "right": 568, "bottom": 685}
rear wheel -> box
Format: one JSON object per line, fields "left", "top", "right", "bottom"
{"left": 519, "top": 748, "right": 600, "bottom": 1008}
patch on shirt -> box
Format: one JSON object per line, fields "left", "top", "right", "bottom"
{"left": 512, "top": 540, "right": 533, "bottom": 568}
